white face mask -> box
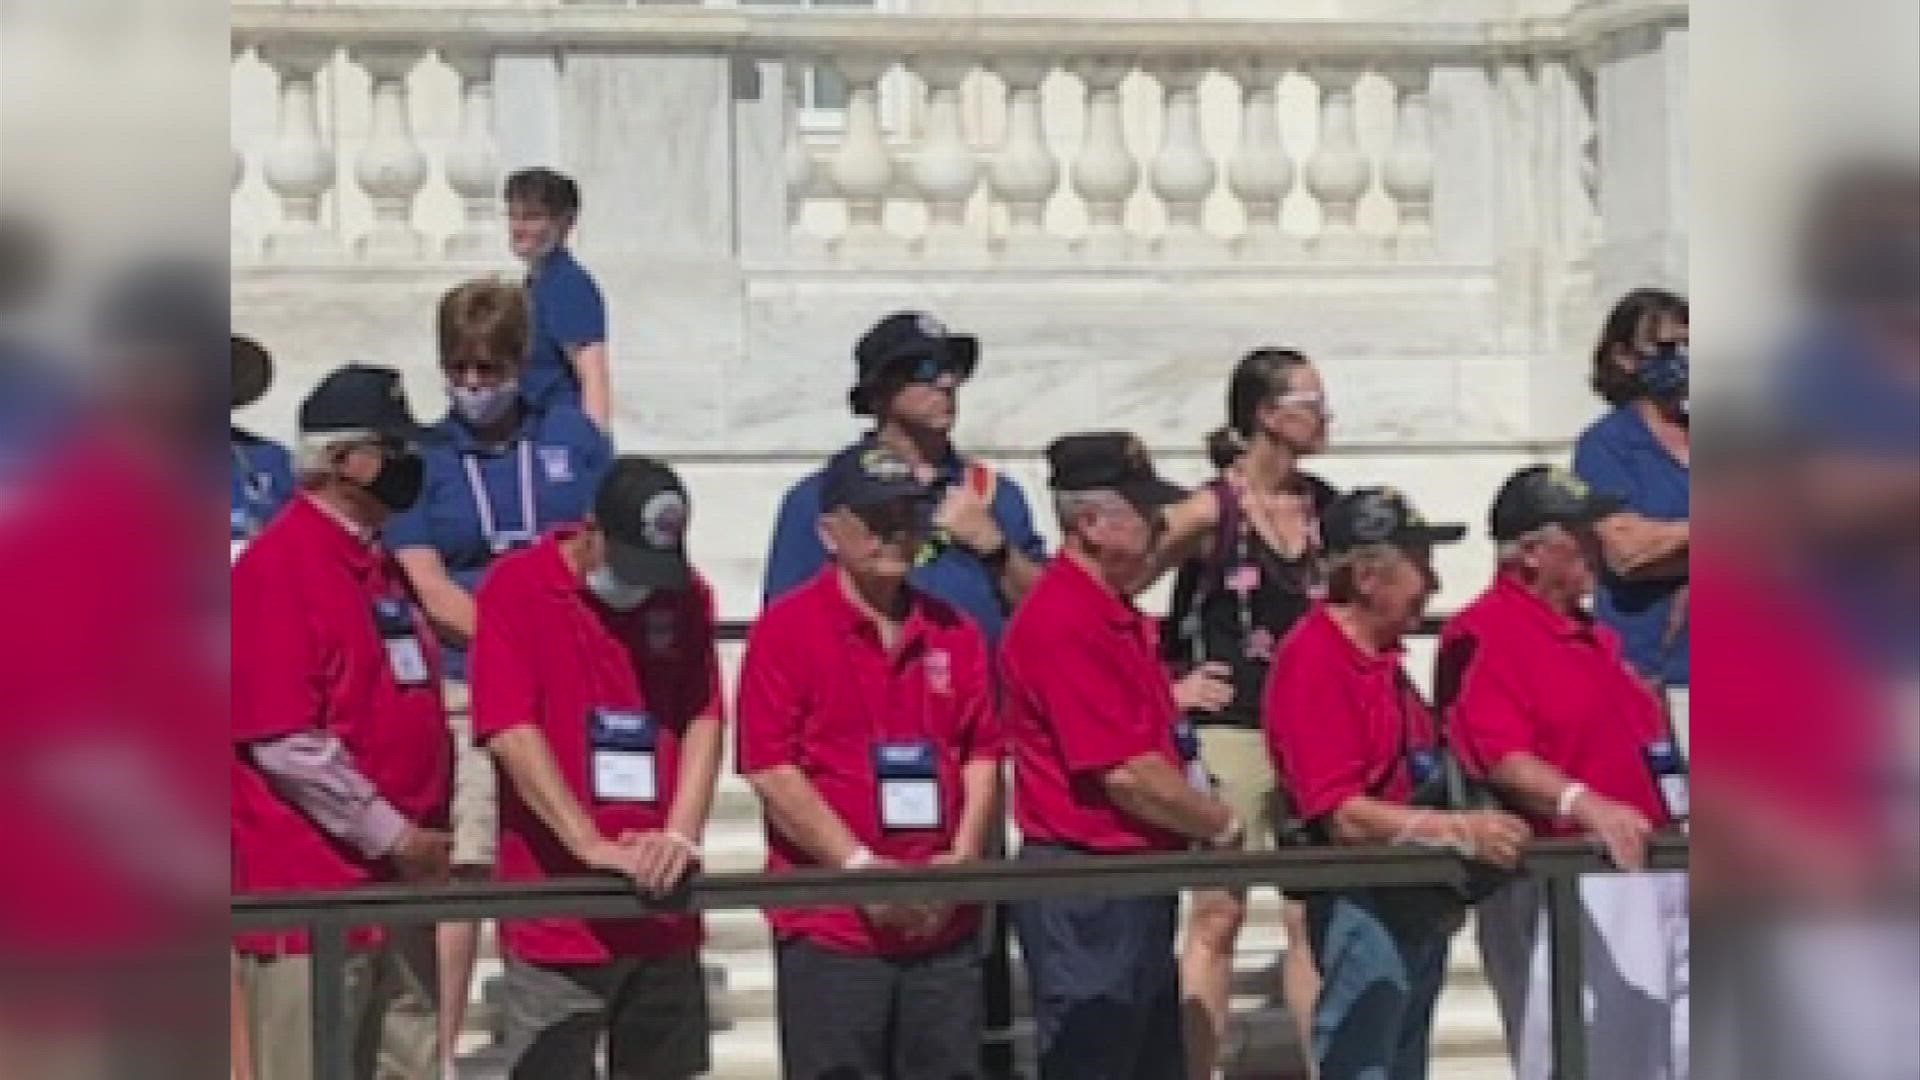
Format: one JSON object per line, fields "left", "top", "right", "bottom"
{"left": 585, "top": 565, "right": 651, "bottom": 611}
{"left": 449, "top": 380, "right": 519, "bottom": 428}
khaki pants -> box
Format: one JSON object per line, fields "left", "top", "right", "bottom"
{"left": 238, "top": 925, "right": 440, "bottom": 1080}
{"left": 444, "top": 681, "right": 498, "bottom": 869}
{"left": 1197, "top": 726, "right": 1285, "bottom": 852}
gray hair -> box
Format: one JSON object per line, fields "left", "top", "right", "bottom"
{"left": 1494, "top": 524, "right": 1566, "bottom": 566}
{"left": 1324, "top": 542, "right": 1404, "bottom": 603}
{"left": 293, "top": 428, "right": 377, "bottom": 488}
{"left": 1052, "top": 488, "right": 1129, "bottom": 534}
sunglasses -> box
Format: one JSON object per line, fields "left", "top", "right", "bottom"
{"left": 890, "top": 352, "right": 975, "bottom": 386}
{"left": 1275, "top": 391, "right": 1331, "bottom": 417}
{"left": 850, "top": 499, "right": 924, "bottom": 541}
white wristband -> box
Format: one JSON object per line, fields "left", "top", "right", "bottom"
{"left": 1556, "top": 782, "right": 1590, "bottom": 821}
{"left": 841, "top": 845, "right": 877, "bottom": 870}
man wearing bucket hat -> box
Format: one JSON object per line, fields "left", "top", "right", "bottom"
{"left": 1437, "top": 465, "right": 1689, "bottom": 1080}
{"left": 762, "top": 310, "right": 1047, "bottom": 646}
{"left": 472, "top": 456, "right": 726, "bottom": 1079}
{"left": 228, "top": 336, "right": 295, "bottom": 560}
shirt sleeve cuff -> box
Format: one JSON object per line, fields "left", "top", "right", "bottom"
{"left": 351, "top": 798, "right": 410, "bottom": 862}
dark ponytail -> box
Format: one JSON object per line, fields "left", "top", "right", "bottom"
{"left": 1205, "top": 426, "right": 1246, "bottom": 471}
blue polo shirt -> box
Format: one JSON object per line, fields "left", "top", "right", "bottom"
{"left": 230, "top": 428, "right": 295, "bottom": 549}
{"left": 1573, "top": 405, "right": 1689, "bottom": 686}
{"left": 762, "top": 437, "right": 1047, "bottom": 646}
{"left": 385, "top": 400, "right": 611, "bottom": 677}
{"left": 524, "top": 247, "right": 607, "bottom": 413}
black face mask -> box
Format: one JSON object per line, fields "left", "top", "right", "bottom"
{"left": 362, "top": 450, "right": 424, "bottom": 512}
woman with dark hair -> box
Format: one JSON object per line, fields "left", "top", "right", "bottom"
{"left": 1573, "top": 289, "right": 1693, "bottom": 732}
{"left": 1159, "top": 347, "right": 1337, "bottom": 1079}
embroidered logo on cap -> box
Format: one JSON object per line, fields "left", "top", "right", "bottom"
{"left": 1351, "top": 495, "right": 1402, "bottom": 541}
{"left": 1545, "top": 467, "right": 1591, "bottom": 502}
{"left": 640, "top": 489, "right": 689, "bottom": 549}
{"left": 914, "top": 312, "right": 948, "bottom": 338}
{"left": 859, "top": 448, "right": 915, "bottom": 484}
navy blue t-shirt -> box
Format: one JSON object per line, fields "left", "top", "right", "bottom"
{"left": 1573, "top": 405, "right": 1690, "bottom": 686}
{"left": 385, "top": 400, "right": 611, "bottom": 677}
{"left": 524, "top": 246, "right": 607, "bottom": 413}
{"left": 230, "top": 428, "right": 296, "bottom": 549}
{"left": 761, "top": 437, "right": 1047, "bottom": 646}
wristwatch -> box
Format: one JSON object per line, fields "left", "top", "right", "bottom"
{"left": 975, "top": 539, "right": 1011, "bottom": 569}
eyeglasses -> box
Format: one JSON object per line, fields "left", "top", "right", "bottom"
{"left": 1275, "top": 391, "right": 1331, "bottom": 417}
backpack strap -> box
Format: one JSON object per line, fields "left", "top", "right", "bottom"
{"left": 1206, "top": 476, "right": 1243, "bottom": 582}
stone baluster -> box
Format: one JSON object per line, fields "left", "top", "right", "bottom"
{"left": 1380, "top": 63, "right": 1437, "bottom": 258}
{"left": 988, "top": 56, "right": 1066, "bottom": 260}
{"left": 909, "top": 55, "right": 986, "bottom": 259}
{"left": 260, "top": 42, "right": 340, "bottom": 259}
{"left": 1303, "top": 65, "right": 1372, "bottom": 258}
{"left": 1071, "top": 57, "right": 1139, "bottom": 260}
{"left": 442, "top": 49, "right": 503, "bottom": 260}
{"left": 1149, "top": 60, "right": 1222, "bottom": 259}
{"left": 231, "top": 43, "right": 253, "bottom": 259}
{"left": 782, "top": 58, "right": 830, "bottom": 259}
{"left": 828, "top": 55, "right": 897, "bottom": 257}
{"left": 1227, "top": 59, "right": 1296, "bottom": 260}
{"left": 351, "top": 45, "right": 430, "bottom": 259}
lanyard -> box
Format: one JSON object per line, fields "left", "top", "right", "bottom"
{"left": 462, "top": 440, "right": 537, "bottom": 550}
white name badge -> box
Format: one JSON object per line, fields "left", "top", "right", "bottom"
{"left": 1658, "top": 774, "right": 1690, "bottom": 823}
{"left": 385, "top": 637, "right": 430, "bottom": 686}
{"left": 593, "top": 749, "right": 658, "bottom": 803}
{"left": 880, "top": 777, "right": 941, "bottom": 831}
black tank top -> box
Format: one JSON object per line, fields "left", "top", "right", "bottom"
{"left": 1163, "top": 474, "right": 1338, "bottom": 729}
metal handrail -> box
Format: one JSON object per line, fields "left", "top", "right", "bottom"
{"left": 234, "top": 834, "right": 1688, "bottom": 1079}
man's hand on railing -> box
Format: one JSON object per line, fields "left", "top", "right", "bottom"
{"left": 1452, "top": 811, "right": 1531, "bottom": 870}
{"left": 1172, "top": 662, "right": 1234, "bottom": 714}
{"left": 389, "top": 824, "right": 453, "bottom": 883}
{"left": 1568, "top": 791, "right": 1653, "bottom": 872}
{"left": 618, "top": 828, "right": 703, "bottom": 899}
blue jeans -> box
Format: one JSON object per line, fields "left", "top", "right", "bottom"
{"left": 1308, "top": 891, "right": 1454, "bottom": 1080}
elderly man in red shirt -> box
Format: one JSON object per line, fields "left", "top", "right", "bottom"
{"left": 1437, "top": 465, "right": 1689, "bottom": 1080}
{"left": 738, "top": 443, "right": 1003, "bottom": 1080}
{"left": 1264, "top": 486, "right": 1530, "bottom": 1080}
{"left": 471, "top": 457, "right": 725, "bottom": 1079}
{"left": 231, "top": 365, "right": 454, "bottom": 1080}
{"left": 1002, "top": 432, "right": 1242, "bottom": 1080}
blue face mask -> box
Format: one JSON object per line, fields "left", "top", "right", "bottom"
{"left": 450, "top": 380, "right": 519, "bottom": 428}
{"left": 1638, "top": 342, "right": 1689, "bottom": 413}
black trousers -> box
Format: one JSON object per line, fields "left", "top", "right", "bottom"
{"left": 774, "top": 935, "right": 983, "bottom": 1080}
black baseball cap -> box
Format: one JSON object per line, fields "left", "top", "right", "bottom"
{"left": 298, "top": 365, "right": 429, "bottom": 442}
{"left": 594, "top": 457, "right": 693, "bottom": 590}
{"left": 1488, "top": 465, "right": 1624, "bottom": 542}
{"left": 850, "top": 310, "right": 979, "bottom": 415}
{"left": 820, "top": 443, "right": 924, "bottom": 512}
{"left": 1047, "top": 431, "right": 1186, "bottom": 513}
{"left": 1321, "top": 487, "right": 1466, "bottom": 554}
{"left": 232, "top": 334, "right": 271, "bottom": 411}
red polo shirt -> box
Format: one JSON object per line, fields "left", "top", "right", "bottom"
{"left": 1263, "top": 603, "right": 1437, "bottom": 824}
{"left": 737, "top": 569, "right": 999, "bottom": 957}
{"left": 471, "top": 529, "right": 722, "bottom": 965}
{"left": 231, "top": 495, "right": 453, "bottom": 956}
{"left": 1437, "top": 574, "right": 1671, "bottom": 835}
{"left": 1002, "top": 555, "right": 1185, "bottom": 854}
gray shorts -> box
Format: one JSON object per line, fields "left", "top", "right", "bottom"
{"left": 775, "top": 936, "right": 983, "bottom": 1080}
{"left": 500, "top": 953, "right": 710, "bottom": 1080}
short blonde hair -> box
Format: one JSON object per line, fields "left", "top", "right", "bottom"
{"left": 437, "top": 279, "right": 530, "bottom": 372}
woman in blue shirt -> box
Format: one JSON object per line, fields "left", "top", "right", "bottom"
{"left": 1572, "top": 289, "right": 1692, "bottom": 716}
{"left": 386, "top": 279, "right": 611, "bottom": 1073}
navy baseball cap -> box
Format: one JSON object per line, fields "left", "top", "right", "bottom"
{"left": 595, "top": 457, "right": 693, "bottom": 590}
{"left": 1488, "top": 465, "right": 1624, "bottom": 542}
{"left": 1321, "top": 487, "right": 1466, "bottom": 554}
{"left": 850, "top": 310, "right": 979, "bottom": 415}
{"left": 820, "top": 443, "right": 926, "bottom": 512}
{"left": 298, "top": 365, "right": 429, "bottom": 442}
{"left": 1046, "top": 431, "right": 1186, "bottom": 513}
